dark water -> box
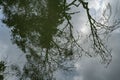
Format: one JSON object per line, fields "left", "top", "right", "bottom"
{"left": 0, "top": 0, "right": 120, "bottom": 80}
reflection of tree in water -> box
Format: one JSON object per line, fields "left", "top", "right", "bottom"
{"left": 0, "top": 0, "right": 113, "bottom": 80}
{"left": 0, "top": 61, "right": 6, "bottom": 80}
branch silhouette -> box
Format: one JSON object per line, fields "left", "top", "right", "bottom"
{"left": 0, "top": 0, "right": 116, "bottom": 80}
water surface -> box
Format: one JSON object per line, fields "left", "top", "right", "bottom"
{"left": 0, "top": 0, "right": 120, "bottom": 80}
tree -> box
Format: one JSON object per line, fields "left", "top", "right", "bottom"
{"left": 0, "top": 61, "right": 6, "bottom": 80}
{"left": 0, "top": 0, "right": 113, "bottom": 80}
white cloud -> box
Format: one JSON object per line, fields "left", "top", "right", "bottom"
{"left": 87, "top": 0, "right": 101, "bottom": 11}
{"left": 0, "top": 42, "right": 8, "bottom": 59}
{"left": 73, "top": 76, "right": 84, "bottom": 80}
{"left": 0, "top": 0, "right": 120, "bottom": 80}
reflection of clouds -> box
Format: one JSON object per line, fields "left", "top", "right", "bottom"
{"left": 0, "top": 42, "right": 8, "bottom": 59}
{"left": 73, "top": 76, "right": 84, "bottom": 80}
{"left": 0, "top": 22, "right": 26, "bottom": 66}
{"left": 73, "top": 0, "right": 120, "bottom": 80}
{"left": 79, "top": 32, "right": 120, "bottom": 80}
{"left": 80, "top": 26, "right": 90, "bottom": 35}
{"left": 63, "top": 0, "right": 120, "bottom": 80}
{"left": 72, "top": 34, "right": 120, "bottom": 80}
{"left": 87, "top": 0, "right": 101, "bottom": 11}
{"left": 75, "top": 0, "right": 106, "bottom": 35}
{"left": 0, "top": 6, "right": 4, "bottom": 19}
{"left": 0, "top": 26, "right": 26, "bottom": 80}
{"left": 0, "top": 0, "right": 120, "bottom": 80}
{"left": 0, "top": 24, "right": 10, "bottom": 60}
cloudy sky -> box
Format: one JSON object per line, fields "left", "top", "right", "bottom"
{"left": 56, "top": 0, "right": 120, "bottom": 80}
{"left": 0, "top": 0, "right": 120, "bottom": 80}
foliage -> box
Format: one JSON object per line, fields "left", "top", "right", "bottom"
{"left": 0, "top": 0, "right": 114, "bottom": 80}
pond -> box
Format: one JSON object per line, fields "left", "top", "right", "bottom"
{"left": 0, "top": 0, "right": 120, "bottom": 80}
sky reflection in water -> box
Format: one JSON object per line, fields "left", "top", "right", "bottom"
{"left": 0, "top": 0, "right": 120, "bottom": 80}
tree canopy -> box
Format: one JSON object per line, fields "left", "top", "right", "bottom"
{"left": 0, "top": 0, "right": 114, "bottom": 80}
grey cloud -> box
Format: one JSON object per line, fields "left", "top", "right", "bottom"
{"left": 0, "top": 0, "right": 120, "bottom": 80}
{"left": 55, "top": 1, "right": 120, "bottom": 80}
{"left": 77, "top": 32, "right": 120, "bottom": 80}
{"left": 79, "top": 1, "right": 120, "bottom": 80}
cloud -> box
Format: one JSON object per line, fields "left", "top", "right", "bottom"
{"left": 0, "top": 20, "right": 26, "bottom": 66}
{"left": 71, "top": 31, "right": 120, "bottom": 80}
{"left": 55, "top": 1, "right": 120, "bottom": 80}
{"left": 0, "top": 0, "right": 120, "bottom": 80}
{"left": 87, "top": 0, "right": 101, "bottom": 11}
{"left": 69, "top": 1, "right": 120, "bottom": 80}
{"left": 0, "top": 42, "right": 8, "bottom": 60}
